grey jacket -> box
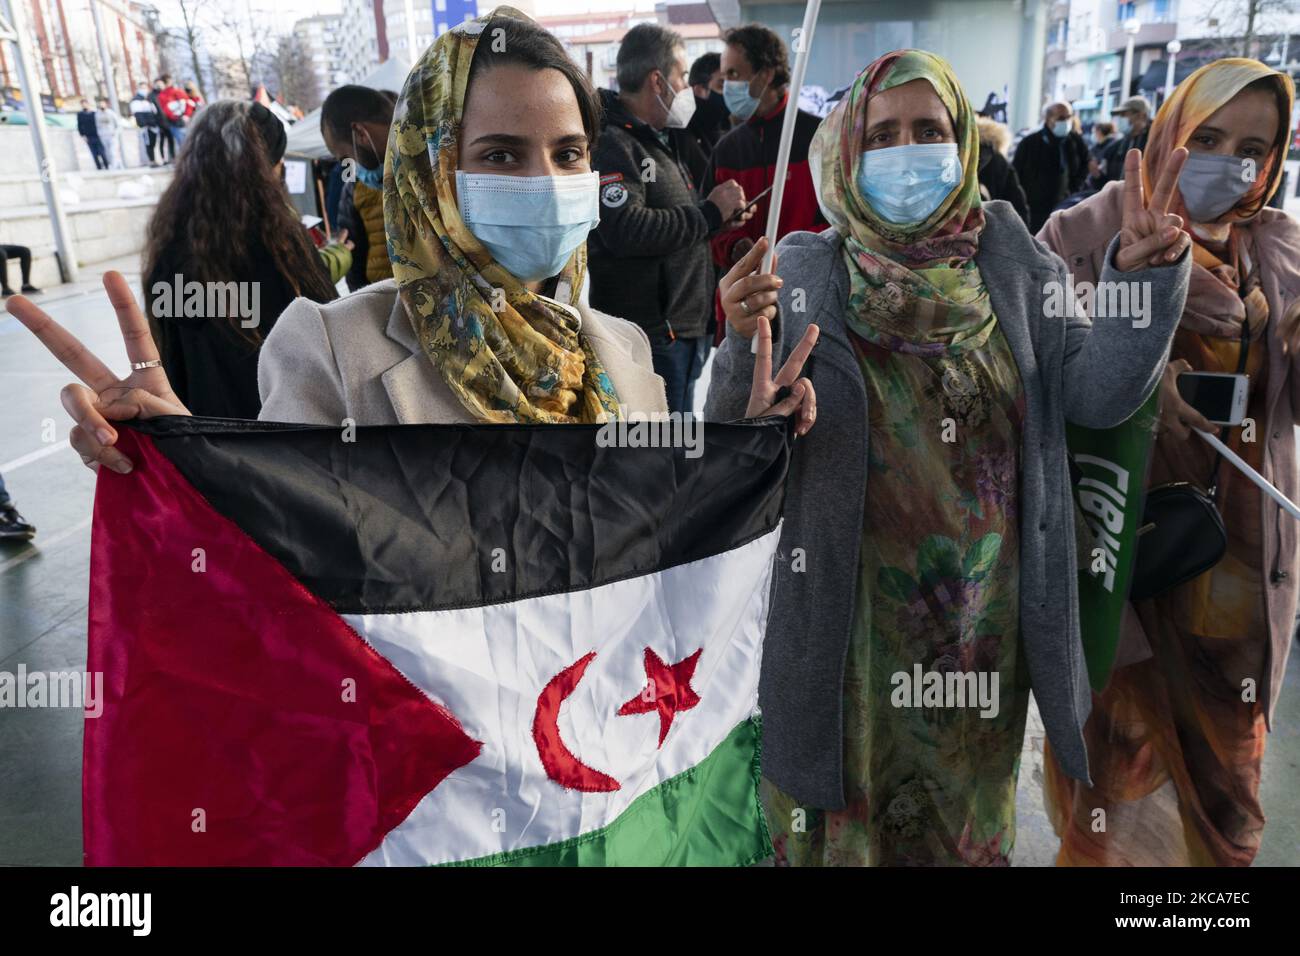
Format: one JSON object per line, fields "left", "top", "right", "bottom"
{"left": 704, "top": 201, "right": 1191, "bottom": 810}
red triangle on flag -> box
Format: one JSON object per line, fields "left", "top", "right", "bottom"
{"left": 84, "top": 429, "right": 481, "bottom": 866}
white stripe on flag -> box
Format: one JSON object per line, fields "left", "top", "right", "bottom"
{"left": 348, "top": 525, "right": 781, "bottom": 866}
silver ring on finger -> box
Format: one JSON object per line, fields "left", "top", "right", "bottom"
{"left": 131, "top": 359, "right": 162, "bottom": 371}
{"left": 740, "top": 295, "right": 753, "bottom": 316}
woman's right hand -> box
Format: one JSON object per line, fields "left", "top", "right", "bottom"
{"left": 719, "top": 236, "right": 782, "bottom": 339}
{"left": 6, "top": 271, "right": 190, "bottom": 474}
{"left": 1157, "top": 358, "right": 1215, "bottom": 441}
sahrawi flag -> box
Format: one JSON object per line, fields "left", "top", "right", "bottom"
{"left": 85, "top": 416, "right": 789, "bottom": 866}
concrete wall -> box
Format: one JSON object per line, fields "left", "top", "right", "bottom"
{"left": 0, "top": 126, "right": 171, "bottom": 287}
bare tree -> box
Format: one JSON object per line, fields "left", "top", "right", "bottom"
{"left": 74, "top": 48, "right": 103, "bottom": 101}
{"left": 175, "top": 0, "right": 209, "bottom": 97}
{"left": 268, "top": 33, "right": 321, "bottom": 112}
{"left": 209, "top": 53, "right": 249, "bottom": 101}
{"left": 1198, "top": 0, "right": 1299, "bottom": 58}
{"left": 215, "top": 6, "right": 254, "bottom": 97}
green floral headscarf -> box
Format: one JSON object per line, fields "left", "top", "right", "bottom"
{"left": 811, "top": 50, "right": 995, "bottom": 356}
{"left": 383, "top": 6, "right": 621, "bottom": 423}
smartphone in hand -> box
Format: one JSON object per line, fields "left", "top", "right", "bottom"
{"left": 1176, "top": 372, "right": 1248, "bottom": 426}
{"left": 729, "top": 184, "right": 775, "bottom": 223}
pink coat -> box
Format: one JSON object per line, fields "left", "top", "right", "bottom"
{"left": 1039, "top": 180, "right": 1300, "bottom": 727}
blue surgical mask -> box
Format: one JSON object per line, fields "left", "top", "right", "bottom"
{"left": 455, "top": 170, "right": 600, "bottom": 282}
{"left": 1052, "top": 119, "right": 1072, "bottom": 138}
{"left": 1177, "top": 151, "right": 1255, "bottom": 222}
{"left": 355, "top": 162, "right": 384, "bottom": 189}
{"left": 723, "top": 79, "right": 763, "bottom": 121}
{"left": 856, "top": 143, "right": 961, "bottom": 224}
{"left": 1115, "top": 115, "right": 1132, "bottom": 136}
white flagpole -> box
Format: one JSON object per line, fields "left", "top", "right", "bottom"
{"left": 1195, "top": 428, "right": 1300, "bottom": 521}
{"left": 752, "top": 0, "right": 823, "bottom": 354}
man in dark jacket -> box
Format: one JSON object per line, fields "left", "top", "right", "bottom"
{"left": 149, "top": 78, "right": 174, "bottom": 164}
{"left": 588, "top": 23, "right": 750, "bottom": 414}
{"left": 1012, "top": 102, "right": 1088, "bottom": 233}
{"left": 685, "top": 51, "right": 729, "bottom": 160}
{"left": 76, "top": 99, "right": 108, "bottom": 170}
{"left": 1094, "top": 96, "right": 1152, "bottom": 187}
{"left": 702, "top": 24, "right": 827, "bottom": 270}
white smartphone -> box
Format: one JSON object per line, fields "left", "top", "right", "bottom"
{"left": 1176, "top": 371, "right": 1249, "bottom": 426}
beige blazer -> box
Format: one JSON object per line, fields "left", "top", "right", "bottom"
{"left": 257, "top": 279, "right": 668, "bottom": 425}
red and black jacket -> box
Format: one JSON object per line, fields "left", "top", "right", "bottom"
{"left": 700, "top": 93, "right": 829, "bottom": 269}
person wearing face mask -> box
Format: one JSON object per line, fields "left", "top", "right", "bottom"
{"left": 149, "top": 78, "right": 175, "bottom": 164}
{"left": 705, "top": 49, "right": 1193, "bottom": 865}
{"left": 1094, "top": 96, "right": 1152, "bottom": 187}
{"left": 701, "top": 24, "right": 828, "bottom": 274}
{"left": 1038, "top": 60, "right": 1299, "bottom": 868}
{"left": 321, "top": 85, "right": 398, "bottom": 291}
{"left": 1086, "top": 120, "right": 1116, "bottom": 184}
{"left": 1012, "top": 101, "right": 1088, "bottom": 232}
{"left": 685, "top": 51, "right": 730, "bottom": 159}
{"left": 129, "top": 83, "right": 161, "bottom": 167}
{"left": 588, "top": 22, "right": 754, "bottom": 414}
{"left": 10, "top": 10, "right": 816, "bottom": 455}
{"left": 95, "top": 98, "right": 123, "bottom": 170}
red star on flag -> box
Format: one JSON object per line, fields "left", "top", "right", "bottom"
{"left": 617, "top": 648, "right": 703, "bottom": 747}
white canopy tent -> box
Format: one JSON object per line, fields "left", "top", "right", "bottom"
{"left": 285, "top": 56, "right": 412, "bottom": 160}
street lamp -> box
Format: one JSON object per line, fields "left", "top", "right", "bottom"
{"left": 1121, "top": 17, "right": 1141, "bottom": 104}
{"left": 1165, "top": 39, "right": 1181, "bottom": 100}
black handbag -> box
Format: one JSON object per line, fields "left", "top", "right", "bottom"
{"left": 1129, "top": 319, "right": 1248, "bottom": 602}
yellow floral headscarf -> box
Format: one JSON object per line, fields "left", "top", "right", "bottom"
{"left": 1143, "top": 57, "right": 1294, "bottom": 229}
{"left": 1140, "top": 58, "right": 1295, "bottom": 342}
{"left": 383, "top": 6, "right": 621, "bottom": 423}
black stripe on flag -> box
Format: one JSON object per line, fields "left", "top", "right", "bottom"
{"left": 128, "top": 416, "right": 791, "bottom": 614}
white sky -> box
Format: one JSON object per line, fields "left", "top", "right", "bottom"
{"left": 149, "top": 0, "right": 660, "bottom": 40}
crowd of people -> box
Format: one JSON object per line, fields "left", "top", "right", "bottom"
{"left": 5, "top": 6, "right": 1299, "bottom": 867}
{"left": 76, "top": 75, "right": 202, "bottom": 171}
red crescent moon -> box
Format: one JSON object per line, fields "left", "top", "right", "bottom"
{"left": 532, "top": 652, "right": 622, "bottom": 792}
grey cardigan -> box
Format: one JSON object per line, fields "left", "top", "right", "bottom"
{"left": 704, "top": 201, "right": 1191, "bottom": 810}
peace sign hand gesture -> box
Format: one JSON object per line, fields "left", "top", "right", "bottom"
{"left": 745, "top": 314, "right": 819, "bottom": 436}
{"left": 1114, "top": 146, "right": 1192, "bottom": 273}
{"left": 6, "top": 271, "right": 190, "bottom": 474}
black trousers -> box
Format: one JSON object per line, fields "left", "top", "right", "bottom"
{"left": 156, "top": 125, "right": 175, "bottom": 161}
{"left": 82, "top": 134, "right": 108, "bottom": 169}
{"left": 0, "top": 244, "right": 33, "bottom": 290}
{"left": 141, "top": 126, "right": 158, "bottom": 163}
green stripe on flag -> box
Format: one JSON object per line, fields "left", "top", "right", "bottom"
{"left": 445, "top": 717, "right": 772, "bottom": 867}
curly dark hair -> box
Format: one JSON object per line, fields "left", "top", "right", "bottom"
{"left": 723, "top": 24, "right": 791, "bottom": 89}
{"left": 142, "top": 100, "right": 337, "bottom": 345}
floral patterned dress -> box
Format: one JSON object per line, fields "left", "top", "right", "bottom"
{"left": 762, "top": 298, "right": 1030, "bottom": 866}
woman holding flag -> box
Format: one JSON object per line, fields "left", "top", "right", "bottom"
{"left": 706, "top": 49, "right": 1193, "bottom": 865}
{"left": 7, "top": 9, "right": 815, "bottom": 455}
{"left": 1038, "top": 59, "right": 1299, "bottom": 867}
